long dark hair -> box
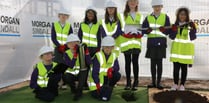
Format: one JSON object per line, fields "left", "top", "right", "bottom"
{"left": 123, "top": 0, "right": 138, "bottom": 18}
{"left": 105, "top": 8, "right": 119, "bottom": 24}
{"left": 84, "top": 9, "right": 97, "bottom": 24}
{"left": 175, "top": 7, "right": 190, "bottom": 24}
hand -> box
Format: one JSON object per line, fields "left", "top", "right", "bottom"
{"left": 58, "top": 45, "right": 66, "bottom": 53}
{"left": 73, "top": 44, "right": 78, "bottom": 58}
{"left": 83, "top": 44, "right": 89, "bottom": 55}
{"left": 123, "top": 33, "right": 133, "bottom": 38}
{"left": 96, "top": 48, "right": 100, "bottom": 52}
{"left": 159, "top": 26, "right": 166, "bottom": 33}
{"left": 135, "top": 34, "right": 143, "bottom": 38}
{"left": 107, "top": 68, "right": 113, "bottom": 79}
{"left": 85, "top": 48, "right": 89, "bottom": 55}
{"left": 171, "top": 24, "right": 178, "bottom": 31}
{"left": 96, "top": 83, "right": 101, "bottom": 94}
{"left": 146, "top": 28, "right": 152, "bottom": 34}
{"left": 189, "top": 22, "right": 196, "bottom": 29}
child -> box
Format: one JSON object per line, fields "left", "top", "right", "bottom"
{"left": 78, "top": 6, "right": 101, "bottom": 58}
{"left": 142, "top": 0, "right": 171, "bottom": 89}
{"left": 30, "top": 46, "right": 61, "bottom": 102}
{"left": 121, "top": 0, "right": 144, "bottom": 91}
{"left": 78, "top": 6, "right": 101, "bottom": 89}
{"left": 88, "top": 36, "right": 121, "bottom": 101}
{"left": 101, "top": 0, "right": 124, "bottom": 56}
{"left": 170, "top": 7, "right": 197, "bottom": 91}
{"left": 51, "top": 9, "right": 73, "bottom": 89}
{"left": 51, "top": 9, "right": 73, "bottom": 63}
{"left": 63, "top": 34, "right": 91, "bottom": 101}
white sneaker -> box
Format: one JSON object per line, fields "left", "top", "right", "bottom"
{"left": 171, "top": 84, "right": 178, "bottom": 91}
{"left": 179, "top": 85, "right": 185, "bottom": 91}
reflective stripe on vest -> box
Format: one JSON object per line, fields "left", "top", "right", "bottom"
{"left": 101, "top": 19, "right": 118, "bottom": 36}
{"left": 147, "top": 13, "right": 166, "bottom": 38}
{"left": 37, "top": 62, "right": 57, "bottom": 88}
{"left": 65, "top": 50, "right": 80, "bottom": 75}
{"left": 54, "top": 22, "right": 71, "bottom": 45}
{"left": 88, "top": 82, "right": 102, "bottom": 87}
{"left": 170, "top": 27, "right": 195, "bottom": 64}
{"left": 97, "top": 51, "right": 116, "bottom": 76}
{"left": 81, "top": 22, "right": 99, "bottom": 47}
{"left": 120, "top": 12, "right": 143, "bottom": 52}
{"left": 88, "top": 51, "right": 117, "bottom": 91}
{"left": 118, "top": 13, "right": 125, "bottom": 31}
{"left": 120, "top": 40, "right": 141, "bottom": 48}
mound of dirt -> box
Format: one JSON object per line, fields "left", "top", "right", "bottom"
{"left": 153, "top": 90, "right": 209, "bottom": 103}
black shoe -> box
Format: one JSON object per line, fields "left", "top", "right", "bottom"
{"left": 124, "top": 79, "right": 131, "bottom": 90}
{"left": 131, "top": 87, "right": 138, "bottom": 91}
{"left": 156, "top": 84, "right": 164, "bottom": 90}
{"left": 83, "top": 83, "right": 89, "bottom": 90}
{"left": 73, "top": 93, "right": 82, "bottom": 101}
{"left": 124, "top": 86, "right": 131, "bottom": 90}
{"left": 131, "top": 80, "right": 138, "bottom": 91}
{"left": 147, "top": 84, "right": 156, "bottom": 88}
{"left": 83, "top": 86, "right": 89, "bottom": 90}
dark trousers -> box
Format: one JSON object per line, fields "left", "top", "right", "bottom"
{"left": 53, "top": 47, "right": 67, "bottom": 85}
{"left": 34, "top": 74, "right": 61, "bottom": 102}
{"left": 63, "top": 71, "right": 88, "bottom": 96}
{"left": 150, "top": 59, "right": 163, "bottom": 85}
{"left": 173, "top": 62, "right": 188, "bottom": 85}
{"left": 124, "top": 53, "right": 140, "bottom": 86}
{"left": 91, "top": 72, "right": 121, "bottom": 101}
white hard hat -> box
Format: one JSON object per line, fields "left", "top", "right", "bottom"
{"left": 151, "top": 0, "right": 163, "bottom": 6}
{"left": 86, "top": 5, "right": 96, "bottom": 11}
{"left": 39, "top": 46, "right": 54, "bottom": 57}
{"left": 66, "top": 34, "right": 80, "bottom": 43}
{"left": 105, "top": 0, "right": 117, "bottom": 8}
{"left": 58, "top": 8, "right": 70, "bottom": 15}
{"left": 101, "top": 36, "right": 115, "bottom": 46}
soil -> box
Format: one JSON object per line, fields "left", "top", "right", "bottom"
{"left": 153, "top": 90, "right": 209, "bottom": 103}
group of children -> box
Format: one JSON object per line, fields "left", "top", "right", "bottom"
{"left": 30, "top": 0, "right": 197, "bottom": 102}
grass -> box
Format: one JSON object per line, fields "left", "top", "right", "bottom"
{"left": 0, "top": 86, "right": 148, "bottom": 103}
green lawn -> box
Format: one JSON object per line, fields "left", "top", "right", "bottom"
{"left": 0, "top": 86, "right": 148, "bottom": 103}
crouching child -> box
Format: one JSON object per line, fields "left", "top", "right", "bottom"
{"left": 63, "top": 34, "right": 92, "bottom": 101}
{"left": 88, "top": 36, "right": 121, "bottom": 101}
{"left": 30, "top": 46, "right": 62, "bottom": 102}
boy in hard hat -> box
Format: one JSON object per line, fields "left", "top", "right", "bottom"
{"left": 88, "top": 36, "right": 121, "bottom": 101}
{"left": 30, "top": 46, "right": 62, "bottom": 102}
{"left": 51, "top": 8, "right": 73, "bottom": 89}
{"left": 63, "top": 34, "right": 91, "bottom": 101}
{"left": 142, "top": 0, "right": 171, "bottom": 89}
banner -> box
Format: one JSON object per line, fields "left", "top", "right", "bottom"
{"left": 0, "top": 0, "right": 209, "bottom": 88}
